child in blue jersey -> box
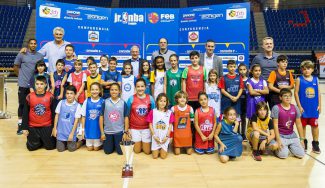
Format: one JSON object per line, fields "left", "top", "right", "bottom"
{"left": 50, "top": 59, "right": 68, "bottom": 108}
{"left": 121, "top": 62, "right": 136, "bottom": 102}
{"left": 99, "top": 55, "right": 109, "bottom": 76}
{"left": 138, "top": 60, "right": 151, "bottom": 95}
{"left": 100, "top": 83, "right": 129, "bottom": 155}
{"left": 294, "top": 60, "right": 321, "bottom": 153}
{"left": 81, "top": 82, "right": 105, "bottom": 151}
{"left": 63, "top": 44, "right": 76, "bottom": 74}
{"left": 29, "top": 60, "right": 50, "bottom": 93}
{"left": 52, "top": 85, "right": 82, "bottom": 152}
{"left": 101, "top": 57, "right": 122, "bottom": 99}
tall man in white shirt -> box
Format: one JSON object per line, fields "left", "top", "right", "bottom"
{"left": 199, "top": 39, "right": 223, "bottom": 77}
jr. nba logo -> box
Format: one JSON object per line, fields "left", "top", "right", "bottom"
{"left": 122, "top": 12, "right": 128, "bottom": 24}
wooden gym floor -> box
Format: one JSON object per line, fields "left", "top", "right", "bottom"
{"left": 0, "top": 82, "right": 324, "bottom": 188}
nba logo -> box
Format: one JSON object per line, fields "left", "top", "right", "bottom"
{"left": 122, "top": 12, "right": 128, "bottom": 24}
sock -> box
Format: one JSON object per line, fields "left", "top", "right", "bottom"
{"left": 18, "top": 119, "right": 22, "bottom": 124}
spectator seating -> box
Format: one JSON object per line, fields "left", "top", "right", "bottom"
{"left": 49, "top": 0, "right": 112, "bottom": 7}
{"left": 0, "top": 52, "right": 18, "bottom": 69}
{"left": 250, "top": 12, "right": 258, "bottom": 51}
{"left": 264, "top": 7, "right": 325, "bottom": 51}
{"left": 120, "top": 0, "right": 179, "bottom": 8}
{"left": 0, "top": 5, "right": 31, "bottom": 48}
{"left": 187, "top": 0, "right": 244, "bottom": 7}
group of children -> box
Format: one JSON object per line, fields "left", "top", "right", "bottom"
{"left": 22, "top": 45, "right": 321, "bottom": 163}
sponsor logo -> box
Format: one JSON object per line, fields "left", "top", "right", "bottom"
{"left": 188, "top": 31, "right": 199, "bottom": 42}
{"left": 118, "top": 50, "right": 131, "bottom": 54}
{"left": 160, "top": 13, "right": 175, "bottom": 23}
{"left": 148, "top": 12, "right": 159, "bottom": 24}
{"left": 88, "top": 31, "right": 99, "bottom": 42}
{"left": 85, "top": 14, "right": 108, "bottom": 20}
{"left": 181, "top": 13, "right": 196, "bottom": 23}
{"left": 200, "top": 13, "right": 223, "bottom": 20}
{"left": 66, "top": 10, "right": 80, "bottom": 17}
{"left": 39, "top": 5, "right": 61, "bottom": 19}
{"left": 114, "top": 12, "right": 144, "bottom": 25}
{"left": 238, "top": 55, "right": 245, "bottom": 62}
{"left": 64, "top": 10, "right": 82, "bottom": 20}
{"left": 226, "top": 8, "right": 247, "bottom": 20}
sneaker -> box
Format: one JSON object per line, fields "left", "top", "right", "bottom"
{"left": 194, "top": 148, "right": 205, "bottom": 154}
{"left": 312, "top": 141, "right": 321, "bottom": 154}
{"left": 304, "top": 139, "right": 308, "bottom": 151}
{"left": 206, "top": 147, "right": 215, "bottom": 154}
{"left": 242, "top": 134, "right": 248, "bottom": 142}
{"left": 229, "top": 156, "right": 237, "bottom": 161}
{"left": 252, "top": 150, "right": 262, "bottom": 161}
{"left": 16, "top": 123, "right": 23, "bottom": 135}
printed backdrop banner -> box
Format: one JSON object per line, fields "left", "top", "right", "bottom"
{"left": 36, "top": 0, "right": 249, "bottom": 72}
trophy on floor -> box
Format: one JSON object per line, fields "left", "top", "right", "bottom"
{"left": 120, "top": 140, "right": 135, "bottom": 178}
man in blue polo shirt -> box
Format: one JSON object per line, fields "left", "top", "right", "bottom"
{"left": 13, "top": 38, "right": 44, "bottom": 135}
{"left": 151, "top": 38, "right": 176, "bottom": 70}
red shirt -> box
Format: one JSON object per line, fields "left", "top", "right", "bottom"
{"left": 186, "top": 65, "right": 204, "bottom": 101}
{"left": 27, "top": 92, "right": 53, "bottom": 127}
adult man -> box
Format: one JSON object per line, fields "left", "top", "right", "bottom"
{"left": 251, "top": 37, "right": 279, "bottom": 80}
{"left": 151, "top": 38, "right": 176, "bottom": 70}
{"left": 13, "top": 38, "right": 44, "bottom": 135}
{"left": 123, "top": 45, "right": 146, "bottom": 78}
{"left": 20, "top": 27, "right": 72, "bottom": 73}
{"left": 199, "top": 39, "right": 223, "bottom": 77}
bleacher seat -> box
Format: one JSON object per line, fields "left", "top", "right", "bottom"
{"left": 0, "top": 52, "right": 18, "bottom": 69}
{"left": 250, "top": 12, "right": 258, "bottom": 51}
{"left": 264, "top": 7, "right": 325, "bottom": 51}
{"left": 187, "top": 0, "right": 244, "bottom": 7}
{"left": 49, "top": 0, "right": 112, "bottom": 7}
{"left": 0, "top": 5, "right": 31, "bottom": 49}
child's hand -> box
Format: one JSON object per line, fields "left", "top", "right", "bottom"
{"left": 219, "top": 143, "right": 227, "bottom": 153}
{"left": 230, "top": 96, "right": 236, "bottom": 102}
{"left": 277, "top": 140, "right": 283, "bottom": 150}
{"left": 318, "top": 106, "right": 321, "bottom": 114}
{"left": 161, "top": 136, "right": 168, "bottom": 144}
{"left": 298, "top": 106, "right": 304, "bottom": 114}
{"left": 259, "top": 140, "right": 267, "bottom": 151}
{"left": 68, "top": 133, "right": 73, "bottom": 142}
{"left": 65, "top": 67, "right": 70, "bottom": 72}
{"left": 201, "top": 135, "right": 207, "bottom": 142}
{"left": 51, "top": 128, "right": 57, "bottom": 137}
{"left": 300, "top": 139, "right": 305, "bottom": 149}
{"left": 153, "top": 136, "right": 161, "bottom": 144}
{"left": 101, "top": 134, "right": 106, "bottom": 141}
{"left": 23, "top": 130, "right": 29, "bottom": 136}
{"left": 57, "top": 94, "right": 63, "bottom": 100}
{"left": 208, "top": 133, "right": 214, "bottom": 140}
{"left": 75, "top": 94, "right": 79, "bottom": 101}
{"left": 122, "top": 133, "right": 129, "bottom": 141}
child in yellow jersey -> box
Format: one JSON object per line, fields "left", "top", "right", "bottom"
{"left": 86, "top": 62, "right": 101, "bottom": 98}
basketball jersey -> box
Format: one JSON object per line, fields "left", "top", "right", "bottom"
{"left": 166, "top": 69, "right": 182, "bottom": 106}
{"left": 152, "top": 109, "right": 172, "bottom": 141}
{"left": 270, "top": 70, "right": 291, "bottom": 104}
{"left": 246, "top": 78, "right": 266, "bottom": 118}
{"left": 122, "top": 75, "right": 135, "bottom": 102}
{"left": 28, "top": 92, "right": 53, "bottom": 127}
{"left": 277, "top": 104, "right": 297, "bottom": 135}
{"left": 53, "top": 71, "right": 67, "bottom": 98}
{"left": 186, "top": 65, "right": 204, "bottom": 101}
{"left": 86, "top": 74, "right": 101, "bottom": 98}
{"left": 298, "top": 75, "right": 319, "bottom": 118}
{"left": 153, "top": 70, "right": 165, "bottom": 100}
{"left": 195, "top": 107, "right": 215, "bottom": 149}
{"left": 57, "top": 100, "right": 79, "bottom": 141}
{"left": 71, "top": 72, "right": 86, "bottom": 104}
{"left": 205, "top": 83, "right": 221, "bottom": 117}
{"left": 63, "top": 57, "right": 76, "bottom": 74}
{"left": 141, "top": 74, "right": 151, "bottom": 95}
{"left": 173, "top": 105, "right": 192, "bottom": 147}
{"left": 85, "top": 98, "right": 104, "bottom": 139}
{"left": 102, "top": 70, "right": 121, "bottom": 99}
{"left": 129, "top": 94, "right": 154, "bottom": 130}
{"left": 103, "top": 98, "right": 126, "bottom": 134}
{"left": 98, "top": 67, "right": 108, "bottom": 76}
{"left": 221, "top": 74, "right": 241, "bottom": 114}
{"left": 246, "top": 116, "right": 271, "bottom": 137}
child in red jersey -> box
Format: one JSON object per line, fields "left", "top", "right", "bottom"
{"left": 125, "top": 78, "right": 155, "bottom": 155}
{"left": 67, "top": 59, "right": 86, "bottom": 104}
{"left": 194, "top": 91, "right": 217, "bottom": 154}
{"left": 22, "top": 75, "right": 56, "bottom": 151}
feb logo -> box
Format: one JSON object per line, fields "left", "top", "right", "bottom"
{"left": 148, "top": 12, "right": 159, "bottom": 24}
{"left": 34, "top": 104, "right": 46, "bottom": 116}
{"left": 136, "top": 105, "right": 148, "bottom": 116}
{"left": 108, "top": 111, "right": 120, "bottom": 122}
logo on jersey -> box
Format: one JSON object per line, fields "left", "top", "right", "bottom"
{"left": 305, "top": 87, "right": 315, "bottom": 98}
{"left": 55, "top": 80, "right": 62, "bottom": 88}
{"left": 285, "top": 120, "right": 292, "bottom": 129}
{"left": 169, "top": 79, "right": 177, "bottom": 87}
{"left": 108, "top": 111, "right": 120, "bottom": 122}
{"left": 124, "top": 83, "right": 132, "bottom": 92}
{"left": 190, "top": 75, "right": 201, "bottom": 85}
{"left": 63, "top": 112, "right": 71, "bottom": 121}
{"left": 159, "top": 77, "right": 164, "bottom": 85}
{"left": 156, "top": 120, "right": 167, "bottom": 130}
{"left": 177, "top": 117, "right": 188, "bottom": 129}
{"left": 136, "top": 105, "right": 148, "bottom": 116}
{"left": 89, "top": 109, "right": 100, "bottom": 120}
{"left": 34, "top": 104, "right": 46, "bottom": 116}
{"left": 200, "top": 120, "right": 213, "bottom": 131}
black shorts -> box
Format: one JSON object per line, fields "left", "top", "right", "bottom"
{"left": 26, "top": 126, "right": 56, "bottom": 151}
